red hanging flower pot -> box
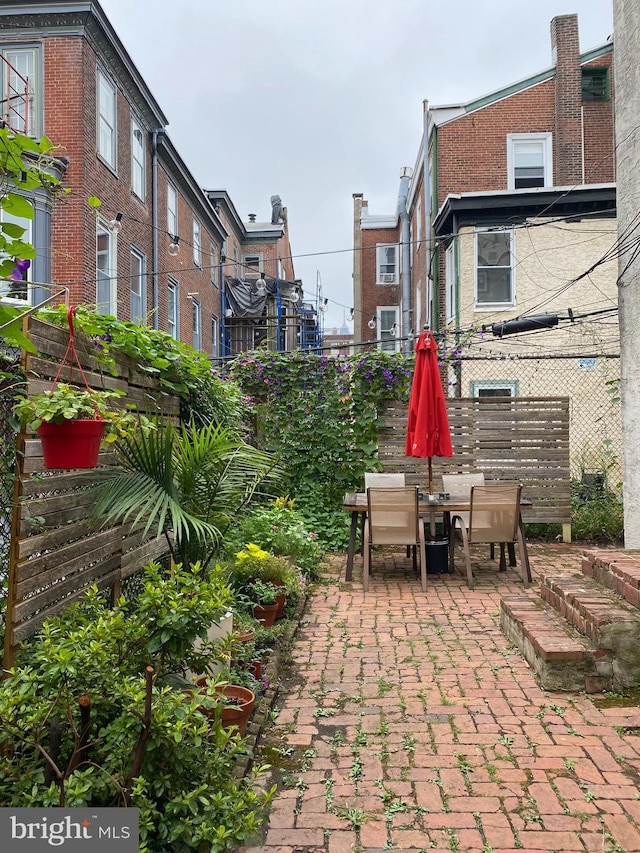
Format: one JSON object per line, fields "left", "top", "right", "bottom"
{"left": 37, "top": 419, "right": 106, "bottom": 469}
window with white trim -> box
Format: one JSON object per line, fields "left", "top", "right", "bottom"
{"left": 167, "top": 278, "right": 178, "bottom": 339}
{"left": 475, "top": 229, "right": 514, "bottom": 308}
{"left": 376, "top": 244, "right": 398, "bottom": 284}
{"left": 507, "top": 133, "right": 552, "bottom": 189}
{"left": 96, "top": 221, "right": 116, "bottom": 315}
{"left": 242, "top": 253, "right": 262, "bottom": 275}
{"left": 167, "top": 184, "right": 177, "bottom": 238}
{"left": 377, "top": 306, "right": 400, "bottom": 353}
{"left": 2, "top": 46, "right": 40, "bottom": 137}
{"left": 192, "top": 296, "right": 202, "bottom": 350}
{"left": 97, "top": 68, "right": 117, "bottom": 168}
{"left": 131, "top": 117, "right": 145, "bottom": 200}
{"left": 445, "top": 243, "right": 455, "bottom": 323}
{"left": 130, "top": 246, "right": 146, "bottom": 323}
{"left": 193, "top": 219, "right": 202, "bottom": 267}
{"left": 471, "top": 380, "right": 518, "bottom": 397}
{"left": 211, "top": 315, "right": 219, "bottom": 358}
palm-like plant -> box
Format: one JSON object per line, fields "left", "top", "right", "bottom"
{"left": 92, "top": 419, "right": 283, "bottom": 568}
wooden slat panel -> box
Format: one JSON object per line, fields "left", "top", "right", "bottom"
{"left": 378, "top": 397, "right": 571, "bottom": 524}
{"left": 5, "top": 316, "right": 181, "bottom": 655}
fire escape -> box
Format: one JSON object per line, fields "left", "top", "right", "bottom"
{"left": 0, "top": 54, "right": 30, "bottom": 134}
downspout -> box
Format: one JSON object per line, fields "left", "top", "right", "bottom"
{"left": 423, "top": 100, "right": 433, "bottom": 330}
{"left": 397, "top": 166, "right": 413, "bottom": 353}
{"left": 151, "top": 129, "right": 160, "bottom": 330}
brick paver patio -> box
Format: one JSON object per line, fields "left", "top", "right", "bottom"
{"left": 243, "top": 543, "right": 640, "bottom": 853}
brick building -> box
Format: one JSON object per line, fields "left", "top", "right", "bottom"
{"left": 0, "top": 0, "right": 311, "bottom": 357}
{"left": 353, "top": 14, "right": 619, "bottom": 481}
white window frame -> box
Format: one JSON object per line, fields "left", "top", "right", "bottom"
{"left": 97, "top": 68, "right": 117, "bottom": 169}
{"left": 131, "top": 116, "right": 145, "bottom": 200}
{"left": 242, "top": 253, "right": 263, "bottom": 275}
{"left": 167, "top": 184, "right": 178, "bottom": 238}
{"left": 211, "top": 314, "right": 219, "bottom": 358}
{"left": 130, "top": 246, "right": 146, "bottom": 324}
{"left": 445, "top": 243, "right": 455, "bottom": 323}
{"left": 474, "top": 228, "right": 515, "bottom": 310}
{"left": 2, "top": 46, "right": 40, "bottom": 137}
{"left": 96, "top": 220, "right": 117, "bottom": 315}
{"left": 193, "top": 218, "right": 202, "bottom": 267}
{"left": 377, "top": 306, "right": 400, "bottom": 353}
{"left": 507, "top": 133, "right": 553, "bottom": 190}
{"left": 376, "top": 244, "right": 398, "bottom": 284}
{"left": 167, "top": 278, "right": 179, "bottom": 339}
{"left": 192, "top": 296, "right": 202, "bottom": 350}
{"left": 471, "top": 380, "right": 518, "bottom": 397}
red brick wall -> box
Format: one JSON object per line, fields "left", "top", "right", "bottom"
{"left": 360, "top": 224, "right": 400, "bottom": 343}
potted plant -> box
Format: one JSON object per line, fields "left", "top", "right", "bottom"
{"left": 13, "top": 382, "right": 143, "bottom": 469}
{"left": 249, "top": 579, "right": 280, "bottom": 627}
{"left": 194, "top": 675, "right": 256, "bottom": 737}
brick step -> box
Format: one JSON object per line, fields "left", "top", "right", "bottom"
{"left": 582, "top": 548, "right": 640, "bottom": 609}
{"left": 500, "top": 594, "right": 611, "bottom": 693}
{"left": 541, "top": 573, "right": 640, "bottom": 682}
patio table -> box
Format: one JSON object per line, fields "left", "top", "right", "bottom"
{"left": 343, "top": 491, "right": 532, "bottom": 583}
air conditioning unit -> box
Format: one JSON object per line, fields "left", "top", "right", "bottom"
{"left": 380, "top": 273, "right": 396, "bottom": 283}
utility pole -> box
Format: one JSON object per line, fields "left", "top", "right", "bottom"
{"left": 613, "top": 0, "right": 640, "bottom": 547}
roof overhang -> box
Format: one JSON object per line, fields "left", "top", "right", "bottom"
{"left": 433, "top": 183, "right": 616, "bottom": 237}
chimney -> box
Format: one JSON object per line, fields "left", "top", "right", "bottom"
{"left": 551, "top": 14, "right": 583, "bottom": 185}
{"left": 248, "top": 213, "right": 256, "bottom": 222}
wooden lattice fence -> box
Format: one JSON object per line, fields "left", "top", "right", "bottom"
{"left": 3, "top": 317, "right": 179, "bottom": 666}
{"left": 377, "top": 396, "right": 571, "bottom": 534}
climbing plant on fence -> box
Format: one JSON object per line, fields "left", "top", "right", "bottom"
{"left": 228, "top": 350, "right": 414, "bottom": 549}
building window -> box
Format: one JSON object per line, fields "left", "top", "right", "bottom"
{"left": 582, "top": 67, "right": 609, "bottom": 101}
{"left": 2, "top": 46, "right": 40, "bottom": 137}
{"left": 167, "top": 278, "right": 178, "bottom": 339}
{"left": 167, "top": 184, "right": 177, "bottom": 238}
{"left": 210, "top": 243, "right": 218, "bottom": 287}
{"left": 97, "top": 68, "right": 117, "bottom": 168}
{"left": 96, "top": 221, "right": 116, "bottom": 315}
{"left": 193, "top": 218, "right": 202, "bottom": 267}
{"left": 242, "top": 253, "right": 262, "bottom": 275}
{"left": 377, "top": 306, "right": 399, "bottom": 353}
{"left": 507, "top": 133, "right": 552, "bottom": 189}
{"left": 0, "top": 204, "right": 32, "bottom": 301}
{"left": 475, "top": 229, "right": 514, "bottom": 308}
{"left": 211, "top": 315, "right": 219, "bottom": 358}
{"left": 131, "top": 117, "right": 145, "bottom": 200}
{"left": 130, "top": 246, "right": 146, "bottom": 323}
{"left": 471, "top": 380, "right": 518, "bottom": 397}
{"left": 192, "top": 297, "right": 202, "bottom": 350}
{"left": 376, "top": 244, "right": 398, "bottom": 284}
{"left": 445, "top": 243, "right": 455, "bottom": 323}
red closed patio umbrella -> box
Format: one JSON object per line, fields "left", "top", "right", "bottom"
{"left": 405, "top": 329, "right": 453, "bottom": 495}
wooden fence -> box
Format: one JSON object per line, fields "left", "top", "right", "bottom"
{"left": 4, "top": 317, "right": 179, "bottom": 666}
{"left": 377, "top": 397, "right": 571, "bottom": 536}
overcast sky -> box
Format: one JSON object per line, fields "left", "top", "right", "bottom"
{"left": 99, "top": 0, "right": 613, "bottom": 331}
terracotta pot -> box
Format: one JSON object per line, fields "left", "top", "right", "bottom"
{"left": 195, "top": 679, "right": 255, "bottom": 736}
{"left": 249, "top": 660, "right": 262, "bottom": 680}
{"left": 234, "top": 628, "right": 255, "bottom": 644}
{"left": 271, "top": 581, "right": 287, "bottom": 619}
{"left": 37, "top": 419, "right": 105, "bottom": 469}
{"left": 253, "top": 602, "right": 278, "bottom": 627}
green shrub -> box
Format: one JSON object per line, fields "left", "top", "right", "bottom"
{"left": 224, "top": 497, "right": 324, "bottom": 581}
{"left": 0, "top": 561, "right": 275, "bottom": 851}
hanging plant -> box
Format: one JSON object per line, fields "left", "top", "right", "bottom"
{"left": 14, "top": 307, "right": 151, "bottom": 469}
